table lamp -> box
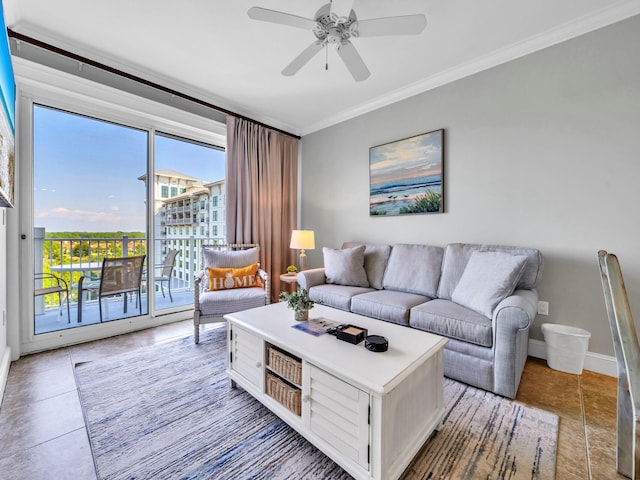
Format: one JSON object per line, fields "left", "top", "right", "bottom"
{"left": 290, "top": 230, "right": 315, "bottom": 271}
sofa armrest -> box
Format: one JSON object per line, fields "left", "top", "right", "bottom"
{"left": 494, "top": 289, "right": 538, "bottom": 329}
{"left": 492, "top": 288, "right": 539, "bottom": 398}
{"left": 297, "top": 268, "right": 326, "bottom": 291}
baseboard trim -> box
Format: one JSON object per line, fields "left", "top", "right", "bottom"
{"left": 0, "top": 346, "right": 12, "bottom": 402}
{"left": 528, "top": 339, "right": 617, "bottom": 378}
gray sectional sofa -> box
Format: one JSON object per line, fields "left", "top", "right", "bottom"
{"left": 297, "top": 242, "right": 544, "bottom": 398}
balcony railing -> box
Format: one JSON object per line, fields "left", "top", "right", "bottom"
{"left": 34, "top": 233, "right": 225, "bottom": 312}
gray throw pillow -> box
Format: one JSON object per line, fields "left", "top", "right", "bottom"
{"left": 342, "top": 242, "right": 391, "bottom": 289}
{"left": 203, "top": 246, "right": 260, "bottom": 269}
{"left": 451, "top": 251, "right": 527, "bottom": 318}
{"left": 323, "top": 245, "right": 369, "bottom": 288}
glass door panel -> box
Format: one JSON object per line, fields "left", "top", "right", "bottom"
{"left": 152, "top": 133, "right": 225, "bottom": 312}
{"left": 33, "top": 105, "right": 148, "bottom": 334}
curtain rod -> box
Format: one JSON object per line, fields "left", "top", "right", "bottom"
{"left": 7, "top": 29, "right": 301, "bottom": 140}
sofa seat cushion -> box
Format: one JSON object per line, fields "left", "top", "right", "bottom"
{"left": 351, "top": 290, "right": 431, "bottom": 326}
{"left": 409, "top": 299, "right": 493, "bottom": 347}
{"left": 308, "top": 284, "right": 374, "bottom": 311}
{"left": 199, "top": 287, "right": 266, "bottom": 316}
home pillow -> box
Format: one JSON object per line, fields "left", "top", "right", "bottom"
{"left": 323, "top": 245, "right": 369, "bottom": 288}
{"left": 451, "top": 251, "right": 527, "bottom": 318}
{"left": 208, "top": 264, "right": 258, "bottom": 291}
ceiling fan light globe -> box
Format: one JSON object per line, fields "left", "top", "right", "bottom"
{"left": 327, "top": 29, "right": 342, "bottom": 44}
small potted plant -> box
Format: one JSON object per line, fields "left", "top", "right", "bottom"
{"left": 286, "top": 265, "right": 298, "bottom": 275}
{"left": 279, "top": 288, "right": 314, "bottom": 321}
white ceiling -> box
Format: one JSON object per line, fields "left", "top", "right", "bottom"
{"left": 4, "top": 0, "right": 640, "bottom": 135}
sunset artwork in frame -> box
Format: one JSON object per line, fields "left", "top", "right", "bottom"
{"left": 369, "top": 129, "right": 444, "bottom": 216}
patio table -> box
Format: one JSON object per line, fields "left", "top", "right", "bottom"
{"left": 49, "top": 262, "right": 102, "bottom": 323}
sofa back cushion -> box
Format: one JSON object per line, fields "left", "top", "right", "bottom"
{"left": 382, "top": 244, "right": 444, "bottom": 297}
{"left": 438, "top": 243, "right": 544, "bottom": 300}
{"left": 342, "top": 242, "right": 391, "bottom": 289}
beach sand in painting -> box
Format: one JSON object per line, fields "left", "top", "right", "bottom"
{"left": 370, "top": 187, "right": 441, "bottom": 215}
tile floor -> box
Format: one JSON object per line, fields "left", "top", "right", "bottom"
{"left": 0, "top": 320, "right": 626, "bottom": 479}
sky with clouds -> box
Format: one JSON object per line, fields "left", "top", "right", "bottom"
{"left": 33, "top": 105, "right": 224, "bottom": 232}
{"left": 370, "top": 129, "right": 442, "bottom": 185}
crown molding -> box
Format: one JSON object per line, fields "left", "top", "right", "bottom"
{"left": 300, "top": 1, "right": 640, "bottom": 136}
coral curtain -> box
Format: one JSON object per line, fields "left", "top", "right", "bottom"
{"left": 225, "top": 116, "right": 298, "bottom": 301}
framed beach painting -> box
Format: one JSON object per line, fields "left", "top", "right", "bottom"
{"left": 369, "top": 129, "right": 444, "bottom": 216}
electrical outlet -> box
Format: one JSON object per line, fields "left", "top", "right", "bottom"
{"left": 537, "top": 301, "right": 549, "bottom": 316}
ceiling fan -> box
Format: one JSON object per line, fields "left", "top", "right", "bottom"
{"left": 248, "top": 0, "right": 427, "bottom": 82}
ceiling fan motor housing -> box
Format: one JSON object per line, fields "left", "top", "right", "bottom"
{"left": 313, "top": 3, "right": 358, "bottom": 45}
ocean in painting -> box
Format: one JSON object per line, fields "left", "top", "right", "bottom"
{"left": 370, "top": 174, "right": 442, "bottom": 215}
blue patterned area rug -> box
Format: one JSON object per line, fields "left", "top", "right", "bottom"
{"left": 74, "top": 327, "right": 558, "bottom": 480}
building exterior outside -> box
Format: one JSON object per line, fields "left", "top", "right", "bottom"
{"left": 139, "top": 169, "right": 225, "bottom": 288}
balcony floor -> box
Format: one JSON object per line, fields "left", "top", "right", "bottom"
{"left": 34, "top": 289, "right": 194, "bottom": 335}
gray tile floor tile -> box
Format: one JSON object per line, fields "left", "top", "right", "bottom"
{"left": 0, "top": 428, "right": 96, "bottom": 480}
{"left": 2, "top": 364, "right": 77, "bottom": 409}
{"left": 0, "top": 391, "right": 85, "bottom": 458}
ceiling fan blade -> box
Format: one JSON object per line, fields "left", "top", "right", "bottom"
{"left": 330, "top": 0, "right": 355, "bottom": 21}
{"left": 282, "top": 42, "right": 324, "bottom": 76}
{"left": 357, "top": 14, "right": 427, "bottom": 37}
{"left": 337, "top": 41, "right": 370, "bottom": 82}
{"left": 248, "top": 7, "right": 317, "bottom": 30}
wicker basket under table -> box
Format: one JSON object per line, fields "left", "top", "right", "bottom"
{"left": 268, "top": 346, "right": 302, "bottom": 385}
{"left": 266, "top": 372, "right": 302, "bottom": 416}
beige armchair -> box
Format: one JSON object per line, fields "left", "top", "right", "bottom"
{"left": 194, "top": 244, "right": 270, "bottom": 344}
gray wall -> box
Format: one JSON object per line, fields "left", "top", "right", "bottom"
{"left": 300, "top": 15, "right": 640, "bottom": 357}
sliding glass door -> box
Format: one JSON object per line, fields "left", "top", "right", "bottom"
{"left": 31, "top": 107, "right": 226, "bottom": 335}
{"left": 33, "top": 105, "right": 148, "bottom": 334}
{"left": 15, "top": 61, "right": 228, "bottom": 354}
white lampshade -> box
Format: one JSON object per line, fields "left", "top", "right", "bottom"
{"left": 290, "top": 230, "right": 315, "bottom": 250}
{"left": 290, "top": 230, "right": 315, "bottom": 271}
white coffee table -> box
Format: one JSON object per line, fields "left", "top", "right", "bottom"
{"left": 225, "top": 302, "right": 448, "bottom": 480}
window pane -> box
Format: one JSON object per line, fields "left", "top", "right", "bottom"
{"left": 152, "top": 133, "right": 225, "bottom": 311}
{"left": 33, "top": 105, "right": 148, "bottom": 334}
